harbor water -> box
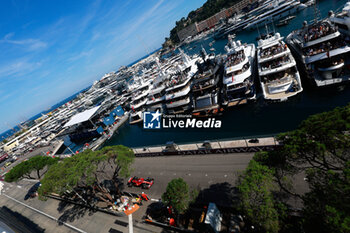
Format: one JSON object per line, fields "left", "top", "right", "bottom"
{"left": 106, "top": 0, "right": 350, "bottom": 148}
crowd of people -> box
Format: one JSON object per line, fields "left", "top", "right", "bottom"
{"left": 304, "top": 39, "right": 346, "bottom": 56}
{"left": 226, "top": 50, "right": 246, "bottom": 67}
{"left": 261, "top": 55, "right": 290, "bottom": 71}
{"left": 303, "top": 23, "right": 336, "bottom": 42}
{"left": 166, "top": 74, "right": 188, "bottom": 88}
{"left": 260, "top": 42, "right": 288, "bottom": 59}
{"left": 262, "top": 68, "right": 295, "bottom": 84}
{"left": 193, "top": 78, "right": 216, "bottom": 91}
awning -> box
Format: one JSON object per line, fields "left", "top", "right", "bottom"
{"left": 63, "top": 106, "right": 100, "bottom": 128}
{"left": 103, "top": 115, "right": 115, "bottom": 126}
{"left": 110, "top": 105, "right": 124, "bottom": 117}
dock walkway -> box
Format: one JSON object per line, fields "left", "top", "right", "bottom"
{"left": 89, "top": 112, "right": 129, "bottom": 151}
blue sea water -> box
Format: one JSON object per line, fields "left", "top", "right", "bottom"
{"left": 2, "top": 0, "right": 349, "bottom": 147}
{"left": 0, "top": 47, "right": 160, "bottom": 140}
{"left": 104, "top": 0, "right": 350, "bottom": 148}
{"left": 0, "top": 87, "right": 90, "bottom": 140}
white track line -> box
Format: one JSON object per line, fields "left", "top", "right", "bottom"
{"left": 22, "top": 179, "right": 40, "bottom": 182}
{"left": 3, "top": 194, "right": 87, "bottom": 233}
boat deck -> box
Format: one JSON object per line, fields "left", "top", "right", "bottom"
{"left": 263, "top": 85, "right": 301, "bottom": 100}
{"left": 314, "top": 74, "right": 350, "bottom": 87}
{"left": 227, "top": 98, "right": 248, "bottom": 107}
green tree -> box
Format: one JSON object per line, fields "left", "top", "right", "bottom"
{"left": 254, "top": 104, "right": 350, "bottom": 232}
{"left": 5, "top": 155, "right": 59, "bottom": 182}
{"left": 162, "top": 178, "right": 190, "bottom": 214}
{"left": 238, "top": 160, "right": 282, "bottom": 233}
{"left": 38, "top": 145, "right": 134, "bottom": 206}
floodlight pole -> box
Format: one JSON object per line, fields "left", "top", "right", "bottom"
{"left": 128, "top": 214, "right": 134, "bottom": 233}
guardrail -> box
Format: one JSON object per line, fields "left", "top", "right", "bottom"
{"left": 132, "top": 135, "right": 281, "bottom": 157}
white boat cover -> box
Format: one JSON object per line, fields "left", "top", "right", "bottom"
{"left": 63, "top": 106, "right": 100, "bottom": 128}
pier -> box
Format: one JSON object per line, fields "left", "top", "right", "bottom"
{"left": 89, "top": 112, "right": 129, "bottom": 151}
{"left": 132, "top": 136, "right": 280, "bottom": 157}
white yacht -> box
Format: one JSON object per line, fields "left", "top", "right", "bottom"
{"left": 165, "top": 72, "right": 193, "bottom": 114}
{"left": 176, "top": 48, "right": 200, "bottom": 73}
{"left": 191, "top": 49, "right": 222, "bottom": 116}
{"left": 129, "top": 80, "right": 151, "bottom": 124}
{"left": 329, "top": 2, "right": 350, "bottom": 37}
{"left": 257, "top": 33, "right": 303, "bottom": 101}
{"left": 164, "top": 50, "right": 199, "bottom": 114}
{"left": 286, "top": 20, "right": 350, "bottom": 86}
{"left": 244, "top": 0, "right": 306, "bottom": 30}
{"left": 222, "top": 36, "right": 256, "bottom": 107}
{"left": 146, "top": 67, "right": 169, "bottom": 112}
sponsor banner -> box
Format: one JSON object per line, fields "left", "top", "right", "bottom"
{"left": 134, "top": 145, "right": 279, "bottom": 157}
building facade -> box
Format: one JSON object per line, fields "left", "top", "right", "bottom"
{"left": 177, "top": 0, "right": 259, "bottom": 41}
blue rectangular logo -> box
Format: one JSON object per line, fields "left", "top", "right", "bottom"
{"left": 143, "top": 111, "right": 162, "bottom": 129}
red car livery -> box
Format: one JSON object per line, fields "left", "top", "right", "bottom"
{"left": 127, "top": 176, "right": 154, "bottom": 189}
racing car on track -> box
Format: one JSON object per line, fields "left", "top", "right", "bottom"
{"left": 127, "top": 176, "right": 154, "bottom": 189}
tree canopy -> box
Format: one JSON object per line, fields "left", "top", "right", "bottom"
{"left": 5, "top": 155, "right": 59, "bottom": 182}
{"left": 38, "top": 145, "right": 134, "bottom": 207}
{"left": 247, "top": 104, "right": 350, "bottom": 233}
{"left": 162, "top": 178, "right": 190, "bottom": 214}
{"left": 238, "top": 160, "right": 282, "bottom": 233}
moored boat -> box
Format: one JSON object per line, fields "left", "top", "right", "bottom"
{"left": 222, "top": 35, "right": 256, "bottom": 107}
{"left": 257, "top": 32, "right": 303, "bottom": 101}
{"left": 286, "top": 19, "right": 350, "bottom": 87}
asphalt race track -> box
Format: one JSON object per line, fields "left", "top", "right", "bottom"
{"left": 124, "top": 153, "right": 254, "bottom": 200}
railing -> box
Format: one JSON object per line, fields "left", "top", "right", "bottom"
{"left": 132, "top": 134, "right": 281, "bottom": 157}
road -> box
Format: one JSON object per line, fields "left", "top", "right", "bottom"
{"left": 0, "top": 153, "right": 255, "bottom": 233}
{"left": 125, "top": 153, "right": 254, "bottom": 199}
{"left": 1, "top": 145, "right": 54, "bottom": 175}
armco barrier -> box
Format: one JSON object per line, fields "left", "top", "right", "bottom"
{"left": 134, "top": 145, "right": 280, "bottom": 157}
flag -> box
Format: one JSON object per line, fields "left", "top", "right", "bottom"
{"left": 232, "top": 73, "right": 235, "bottom": 82}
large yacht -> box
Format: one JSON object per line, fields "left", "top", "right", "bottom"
{"left": 222, "top": 35, "right": 256, "bottom": 107}
{"left": 129, "top": 80, "right": 151, "bottom": 124}
{"left": 329, "top": 2, "right": 350, "bottom": 37}
{"left": 146, "top": 68, "right": 169, "bottom": 112}
{"left": 165, "top": 71, "right": 194, "bottom": 114}
{"left": 191, "top": 49, "right": 223, "bottom": 116}
{"left": 286, "top": 20, "right": 350, "bottom": 87}
{"left": 257, "top": 33, "right": 303, "bottom": 101}
{"left": 164, "top": 51, "right": 199, "bottom": 114}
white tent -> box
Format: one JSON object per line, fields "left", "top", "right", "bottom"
{"left": 63, "top": 106, "right": 100, "bottom": 128}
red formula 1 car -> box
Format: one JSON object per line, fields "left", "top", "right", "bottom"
{"left": 127, "top": 176, "right": 154, "bottom": 189}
